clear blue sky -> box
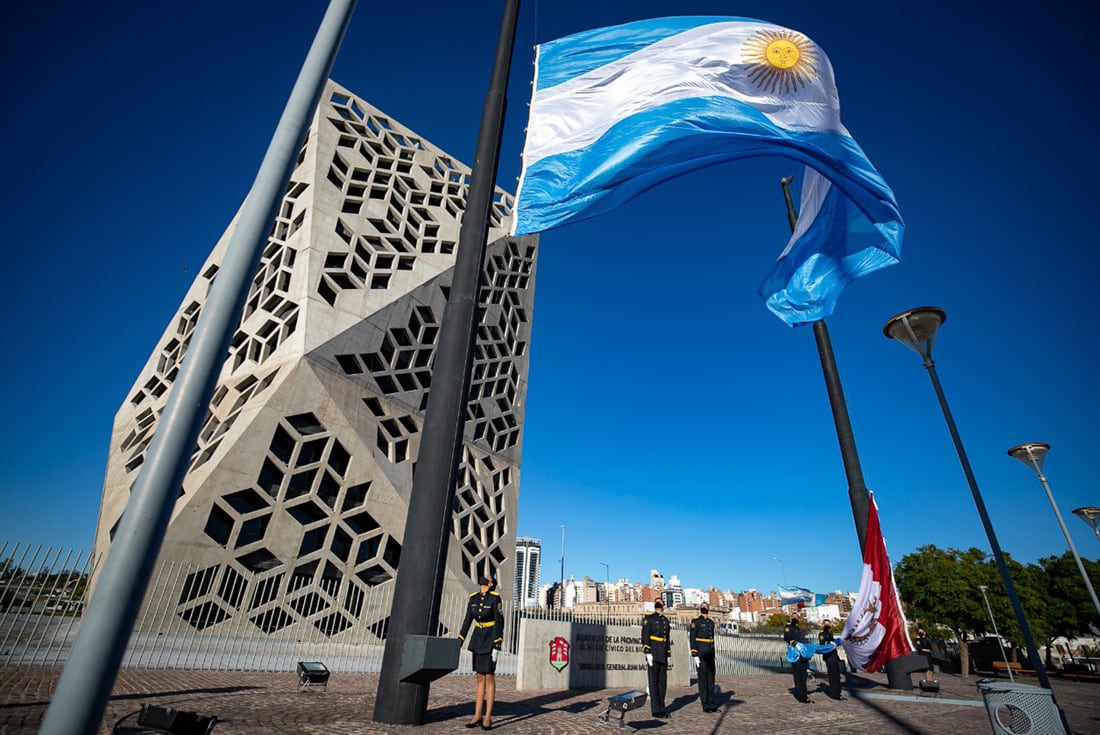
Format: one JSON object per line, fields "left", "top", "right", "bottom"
{"left": 2, "top": 1, "right": 1097, "bottom": 599}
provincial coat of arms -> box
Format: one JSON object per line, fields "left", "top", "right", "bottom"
{"left": 548, "top": 636, "right": 570, "bottom": 672}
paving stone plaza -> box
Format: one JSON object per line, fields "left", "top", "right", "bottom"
{"left": 2, "top": 666, "right": 1099, "bottom": 734}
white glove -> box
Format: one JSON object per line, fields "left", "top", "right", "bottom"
{"left": 646, "top": 653, "right": 654, "bottom": 667}
{"left": 491, "top": 649, "right": 499, "bottom": 662}
{"left": 693, "top": 656, "right": 700, "bottom": 668}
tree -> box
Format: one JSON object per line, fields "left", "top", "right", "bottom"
{"left": 763, "top": 613, "right": 789, "bottom": 632}
{"left": 895, "top": 545, "right": 999, "bottom": 677}
{"left": 1030, "top": 553, "right": 1100, "bottom": 667}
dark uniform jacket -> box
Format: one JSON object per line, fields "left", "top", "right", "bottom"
{"left": 458, "top": 590, "right": 504, "bottom": 654}
{"left": 641, "top": 611, "right": 672, "bottom": 663}
{"left": 689, "top": 615, "right": 716, "bottom": 657}
{"left": 818, "top": 626, "right": 838, "bottom": 659}
{"left": 783, "top": 620, "right": 805, "bottom": 646}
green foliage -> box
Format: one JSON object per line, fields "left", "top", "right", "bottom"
{"left": 895, "top": 545, "right": 996, "bottom": 640}
{"left": 896, "top": 544, "right": 1100, "bottom": 673}
{"left": 1035, "top": 552, "right": 1100, "bottom": 640}
{"left": 763, "top": 613, "right": 789, "bottom": 631}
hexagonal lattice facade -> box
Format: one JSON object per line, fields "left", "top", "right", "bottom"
{"left": 94, "top": 81, "right": 537, "bottom": 642}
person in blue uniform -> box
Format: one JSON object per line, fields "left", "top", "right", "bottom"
{"left": 641, "top": 598, "right": 672, "bottom": 718}
{"left": 784, "top": 613, "right": 812, "bottom": 703}
{"left": 690, "top": 602, "right": 718, "bottom": 712}
{"left": 818, "top": 619, "right": 845, "bottom": 700}
{"left": 458, "top": 575, "right": 504, "bottom": 730}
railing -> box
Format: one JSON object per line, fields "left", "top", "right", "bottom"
{"left": 1, "top": 543, "right": 796, "bottom": 676}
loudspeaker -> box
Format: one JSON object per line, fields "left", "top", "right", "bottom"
{"left": 136, "top": 704, "right": 217, "bottom": 734}
{"left": 297, "top": 661, "right": 330, "bottom": 692}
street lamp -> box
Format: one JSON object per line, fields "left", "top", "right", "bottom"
{"left": 1008, "top": 443, "right": 1100, "bottom": 619}
{"left": 773, "top": 556, "right": 787, "bottom": 586}
{"left": 600, "top": 562, "right": 610, "bottom": 618}
{"left": 882, "top": 307, "right": 1054, "bottom": 692}
{"left": 978, "top": 584, "right": 1013, "bottom": 682}
{"left": 1071, "top": 506, "right": 1100, "bottom": 544}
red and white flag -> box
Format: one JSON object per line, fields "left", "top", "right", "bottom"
{"left": 841, "top": 492, "right": 913, "bottom": 672}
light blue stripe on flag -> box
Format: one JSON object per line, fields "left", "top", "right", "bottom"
{"left": 513, "top": 16, "right": 903, "bottom": 325}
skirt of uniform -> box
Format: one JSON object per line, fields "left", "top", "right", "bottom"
{"left": 473, "top": 652, "right": 496, "bottom": 674}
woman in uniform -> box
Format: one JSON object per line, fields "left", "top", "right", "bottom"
{"left": 458, "top": 574, "right": 504, "bottom": 729}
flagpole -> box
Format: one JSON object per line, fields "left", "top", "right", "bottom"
{"left": 372, "top": 0, "right": 521, "bottom": 725}
{"left": 38, "top": 3, "right": 357, "bottom": 733}
{"left": 779, "top": 177, "right": 871, "bottom": 554}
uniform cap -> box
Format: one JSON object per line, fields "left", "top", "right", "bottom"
{"left": 699, "top": 604, "right": 709, "bottom": 612}
{"left": 653, "top": 599, "right": 664, "bottom": 608}
{"left": 478, "top": 575, "right": 491, "bottom": 586}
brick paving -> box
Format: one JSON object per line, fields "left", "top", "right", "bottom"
{"left": 1, "top": 667, "right": 1097, "bottom": 734}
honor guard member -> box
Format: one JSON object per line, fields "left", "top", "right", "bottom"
{"left": 641, "top": 598, "right": 672, "bottom": 719}
{"left": 913, "top": 627, "right": 935, "bottom": 684}
{"left": 818, "top": 619, "right": 845, "bottom": 700}
{"left": 690, "top": 603, "right": 718, "bottom": 712}
{"left": 458, "top": 575, "right": 504, "bottom": 730}
{"left": 784, "top": 613, "right": 812, "bottom": 703}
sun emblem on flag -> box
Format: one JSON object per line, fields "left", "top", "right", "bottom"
{"left": 742, "top": 29, "right": 819, "bottom": 94}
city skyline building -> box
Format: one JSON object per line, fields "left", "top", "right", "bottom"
{"left": 514, "top": 536, "right": 541, "bottom": 607}
{"left": 91, "top": 81, "right": 537, "bottom": 642}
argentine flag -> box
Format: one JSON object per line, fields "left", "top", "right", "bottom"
{"left": 513, "top": 16, "right": 904, "bottom": 325}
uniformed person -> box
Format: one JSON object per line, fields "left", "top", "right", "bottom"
{"left": 818, "top": 619, "right": 845, "bottom": 700}
{"left": 641, "top": 598, "right": 672, "bottom": 718}
{"left": 913, "top": 627, "right": 935, "bottom": 683}
{"left": 690, "top": 602, "right": 718, "bottom": 712}
{"left": 458, "top": 575, "right": 504, "bottom": 730}
{"left": 783, "top": 613, "right": 812, "bottom": 703}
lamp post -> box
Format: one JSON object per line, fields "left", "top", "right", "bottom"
{"left": 1071, "top": 506, "right": 1100, "bottom": 545}
{"left": 773, "top": 556, "right": 787, "bottom": 586}
{"left": 600, "top": 562, "right": 610, "bottom": 618}
{"left": 978, "top": 584, "right": 1014, "bottom": 682}
{"left": 1008, "top": 444, "right": 1100, "bottom": 619}
{"left": 882, "top": 307, "right": 1054, "bottom": 693}
{"left": 559, "top": 525, "right": 566, "bottom": 608}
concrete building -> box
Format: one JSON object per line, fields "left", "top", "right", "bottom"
{"left": 92, "top": 81, "right": 537, "bottom": 641}
{"left": 514, "top": 537, "right": 541, "bottom": 608}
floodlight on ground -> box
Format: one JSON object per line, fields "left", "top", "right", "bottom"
{"left": 297, "top": 661, "right": 330, "bottom": 693}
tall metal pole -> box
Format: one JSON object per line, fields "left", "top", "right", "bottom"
{"left": 560, "top": 524, "right": 566, "bottom": 592}
{"left": 773, "top": 556, "right": 787, "bottom": 586}
{"left": 780, "top": 177, "right": 870, "bottom": 553}
{"left": 372, "top": 0, "right": 520, "bottom": 724}
{"left": 601, "top": 562, "right": 610, "bottom": 617}
{"left": 979, "top": 585, "right": 1014, "bottom": 682}
{"left": 1010, "top": 448, "right": 1100, "bottom": 620}
{"left": 918, "top": 347, "right": 1053, "bottom": 690}
{"left": 38, "top": 4, "right": 357, "bottom": 733}
{"left": 885, "top": 309, "right": 1071, "bottom": 734}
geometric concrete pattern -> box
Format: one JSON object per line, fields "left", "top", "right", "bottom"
{"left": 93, "top": 80, "right": 537, "bottom": 642}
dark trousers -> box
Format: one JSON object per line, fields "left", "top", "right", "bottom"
{"left": 824, "top": 654, "right": 842, "bottom": 697}
{"left": 791, "top": 657, "right": 809, "bottom": 701}
{"left": 696, "top": 654, "right": 716, "bottom": 709}
{"left": 647, "top": 662, "right": 668, "bottom": 714}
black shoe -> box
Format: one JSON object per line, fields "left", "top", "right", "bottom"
{"left": 465, "top": 721, "right": 481, "bottom": 728}
{"left": 798, "top": 698, "right": 815, "bottom": 704}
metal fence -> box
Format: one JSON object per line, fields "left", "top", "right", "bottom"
{"left": 1, "top": 543, "right": 797, "bottom": 676}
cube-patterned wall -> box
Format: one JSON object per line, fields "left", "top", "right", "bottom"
{"left": 94, "top": 80, "right": 537, "bottom": 642}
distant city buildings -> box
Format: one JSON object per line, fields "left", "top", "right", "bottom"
{"left": 514, "top": 537, "right": 541, "bottom": 608}
{"left": 517, "top": 558, "right": 855, "bottom": 627}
